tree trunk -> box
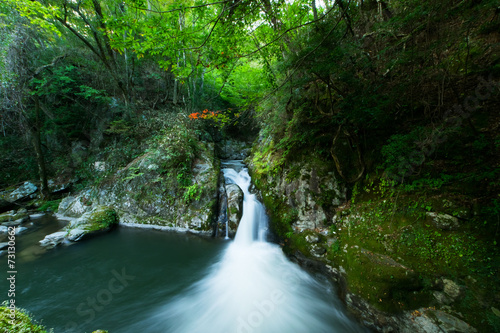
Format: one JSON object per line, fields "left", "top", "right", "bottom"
{"left": 32, "top": 96, "right": 49, "bottom": 198}
{"left": 312, "top": 0, "right": 319, "bottom": 20}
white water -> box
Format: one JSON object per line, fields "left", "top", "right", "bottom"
{"left": 137, "top": 161, "right": 367, "bottom": 333}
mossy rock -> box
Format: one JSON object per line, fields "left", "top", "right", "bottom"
{"left": 0, "top": 210, "right": 29, "bottom": 224}
{"left": 65, "top": 206, "right": 119, "bottom": 242}
{"left": 343, "top": 246, "right": 425, "bottom": 312}
{"left": 85, "top": 206, "right": 119, "bottom": 232}
{"left": 0, "top": 303, "right": 50, "bottom": 333}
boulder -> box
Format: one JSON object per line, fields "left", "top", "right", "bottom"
{"left": 93, "top": 142, "right": 219, "bottom": 232}
{"left": 442, "top": 278, "right": 463, "bottom": 300}
{"left": 2, "top": 182, "right": 38, "bottom": 202}
{"left": 226, "top": 184, "right": 243, "bottom": 232}
{"left": 40, "top": 206, "right": 118, "bottom": 248}
{"left": 39, "top": 231, "right": 67, "bottom": 249}
{"left": 57, "top": 190, "right": 94, "bottom": 217}
{"left": 66, "top": 206, "right": 118, "bottom": 239}
{"left": 426, "top": 212, "right": 460, "bottom": 230}
{"left": 408, "top": 309, "right": 477, "bottom": 333}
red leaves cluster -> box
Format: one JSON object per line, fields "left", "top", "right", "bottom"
{"left": 189, "top": 109, "right": 218, "bottom": 120}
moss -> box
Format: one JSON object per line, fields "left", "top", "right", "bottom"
{"left": 86, "top": 207, "right": 119, "bottom": 232}
{"left": 37, "top": 199, "right": 62, "bottom": 212}
{"left": 0, "top": 303, "right": 51, "bottom": 333}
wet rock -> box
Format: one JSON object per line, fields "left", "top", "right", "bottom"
{"left": 0, "top": 242, "right": 8, "bottom": 250}
{"left": 39, "top": 231, "right": 67, "bottom": 249}
{"left": 226, "top": 184, "right": 243, "bottom": 231}
{"left": 41, "top": 206, "right": 118, "bottom": 248}
{"left": 15, "top": 226, "right": 28, "bottom": 234}
{"left": 216, "top": 173, "right": 229, "bottom": 237}
{"left": 0, "top": 226, "right": 8, "bottom": 233}
{"left": 426, "top": 212, "right": 460, "bottom": 230}
{"left": 66, "top": 228, "right": 87, "bottom": 242}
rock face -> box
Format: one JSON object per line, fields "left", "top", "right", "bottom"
{"left": 58, "top": 142, "right": 219, "bottom": 232}
{"left": 225, "top": 184, "right": 243, "bottom": 233}
{"left": 248, "top": 135, "right": 483, "bottom": 333}
{"left": 40, "top": 206, "right": 118, "bottom": 248}
{"left": 249, "top": 157, "right": 346, "bottom": 233}
{"left": 218, "top": 140, "right": 251, "bottom": 160}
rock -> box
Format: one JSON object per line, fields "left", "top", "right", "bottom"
{"left": 426, "top": 212, "right": 460, "bottom": 230}
{"left": 305, "top": 234, "right": 320, "bottom": 243}
{"left": 15, "top": 226, "right": 28, "bottom": 235}
{"left": 409, "top": 309, "right": 477, "bottom": 333}
{"left": 216, "top": 173, "right": 229, "bottom": 237}
{"left": 310, "top": 244, "right": 327, "bottom": 256}
{"left": 433, "top": 291, "right": 453, "bottom": 305}
{"left": 0, "top": 242, "right": 8, "bottom": 250}
{"left": 219, "top": 140, "right": 251, "bottom": 160}
{"left": 442, "top": 278, "right": 463, "bottom": 300}
{"left": 226, "top": 184, "right": 243, "bottom": 231}
{"left": 58, "top": 190, "right": 94, "bottom": 217}
{"left": 67, "top": 206, "right": 119, "bottom": 237}
{"left": 0, "top": 210, "right": 29, "bottom": 224}
{"left": 40, "top": 206, "right": 118, "bottom": 249}
{"left": 3, "top": 182, "right": 38, "bottom": 202}
{"left": 94, "top": 141, "right": 218, "bottom": 232}
{"left": 0, "top": 226, "right": 8, "bottom": 233}
{"left": 66, "top": 228, "right": 87, "bottom": 242}
{"left": 39, "top": 231, "right": 67, "bottom": 248}
{"left": 48, "top": 179, "right": 72, "bottom": 193}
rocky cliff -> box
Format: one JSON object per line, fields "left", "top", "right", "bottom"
{"left": 247, "top": 134, "right": 496, "bottom": 333}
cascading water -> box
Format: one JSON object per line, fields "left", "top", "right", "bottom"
{"left": 135, "top": 161, "right": 368, "bottom": 333}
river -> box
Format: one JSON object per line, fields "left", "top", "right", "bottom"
{"left": 1, "top": 161, "right": 368, "bottom": 332}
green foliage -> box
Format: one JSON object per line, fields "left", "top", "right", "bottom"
{"left": 183, "top": 183, "right": 202, "bottom": 203}
{"left": 0, "top": 302, "right": 51, "bottom": 333}
{"left": 37, "top": 199, "right": 61, "bottom": 212}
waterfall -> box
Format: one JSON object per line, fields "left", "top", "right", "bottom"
{"left": 136, "top": 160, "right": 367, "bottom": 333}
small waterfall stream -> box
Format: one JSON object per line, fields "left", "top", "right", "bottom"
{"left": 138, "top": 161, "right": 367, "bottom": 332}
